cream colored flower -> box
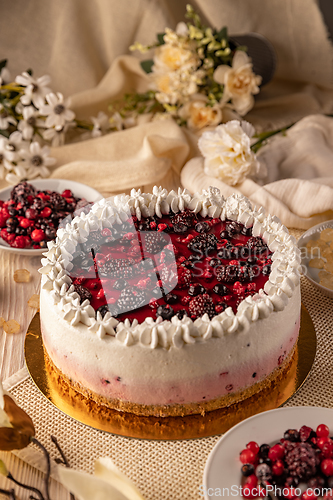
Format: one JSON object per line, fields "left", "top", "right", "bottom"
{"left": 198, "top": 120, "right": 259, "bottom": 185}
{"left": 153, "top": 42, "right": 197, "bottom": 73}
{"left": 214, "top": 51, "right": 262, "bottom": 116}
{"left": 58, "top": 457, "right": 145, "bottom": 500}
{"left": 178, "top": 94, "right": 222, "bottom": 131}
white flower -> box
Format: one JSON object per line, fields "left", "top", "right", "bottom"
{"left": 3, "top": 131, "right": 25, "bottom": 167}
{"left": 175, "top": 22, "right": 189, "bottom": 37}
{"left": 0, "top": 67, "right": 11, "bottom": 86}
{"left": 42, "top": 121, "right": 75, "bottom": 147}
{"left": 15, "top": 72, "right": 51, "bottom": 109}
{"left": 153, "top": 40, "right": 198, "bottom": 74}
{"left": 198, "top": 120, "right": 259, "bottom": 185}
{"left": 58, "top": 456, "right": 145, "bottom": 500}
{"left": 0, "top": 104, "right": 16, "bottom": 130}
{"left": 150, "top": 29, "right": 202, "bottom": 106}
{"left": 0, "top": 138, "right": 8, "bottom": 179}
{"left": 18, "top": 141, "right": 56, "bottom": 179}
{"left": 178, "top": 94, "right": 222, "bottom": 131}
{"left": 214, "top": 51, "right": 262, "bottom": 116}
{"left": 91, "top": 111, "right": 111, "bottom": 136}
{"left": 39, "top": 92, "right": 75, "bottom": 129}
{"left": 17, "top": 106, "right": 45, "bottom": 140}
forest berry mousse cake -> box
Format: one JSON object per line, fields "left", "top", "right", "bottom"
{"left": 39, "top": 187, "right": 301, "bottom": 417}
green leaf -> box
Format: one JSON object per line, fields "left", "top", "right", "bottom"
{"left": 0, "top": 130, "right": 10, "bottom": 138}
{"left": 216, "top": 26, "right": 228, "bottom": 42}
{"left": 140, "top": 60, "right": 154, "bottom": 74}
{"left": 0, "top": 59, "right": 7, "bottom": 72}
{"left": 157, "top": 33, "right": 165, "bottom": 45}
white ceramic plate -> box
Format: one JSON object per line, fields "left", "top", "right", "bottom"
{"left": 203, "top": 406, "right": 333, "bottom": 500}
{"left": 297, "top": 220, "right": 333, "bottom": 299}
{"left": 0, "top": 179, "right": 103, "bottom": 255}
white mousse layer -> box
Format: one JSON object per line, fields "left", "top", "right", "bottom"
{"left": 41, "top": 285, "right": 300, "bottom": 406}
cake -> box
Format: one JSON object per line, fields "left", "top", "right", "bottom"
{"left": 39, "top": 187, "right": 301, "bottom": 417}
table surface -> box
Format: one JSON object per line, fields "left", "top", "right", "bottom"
{"left": 1, "top": 227, "right": 333, "bottom": 500}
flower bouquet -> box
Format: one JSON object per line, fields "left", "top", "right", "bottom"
{"left": 113, "top": 4, "right": 262, "bottom": 131}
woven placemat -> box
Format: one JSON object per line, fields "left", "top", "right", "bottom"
{"left": 1, "top": 230, "right": 333, "bottom": 500}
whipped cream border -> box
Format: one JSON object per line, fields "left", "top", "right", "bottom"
{"left": 39, "top": 187, "right": 301, "bottom": 349}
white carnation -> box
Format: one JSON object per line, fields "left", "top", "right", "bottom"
{"left": 198, "top": 120, "right": 259, "bottom": 186}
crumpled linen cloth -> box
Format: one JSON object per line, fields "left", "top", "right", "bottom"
{"left": 0, "top": 0, "right": 333, "bottom": 224}
{"left": 181, "top": 115, "right": 333, "bottom": 229}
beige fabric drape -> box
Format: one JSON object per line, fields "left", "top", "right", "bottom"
{"left": 1, "top": 0, "right": 333, "bottom": 227}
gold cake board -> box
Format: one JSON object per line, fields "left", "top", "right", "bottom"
{"left": 25, "top": 305, "right": 316, "bottom": 440}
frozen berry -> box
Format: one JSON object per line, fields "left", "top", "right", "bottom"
{"left": 19, "top": 218, "right": 34, "bottom": 229}
{"left": 241, "top": 464, "right": 255, "bottom": 477}
{"left": 189, "top": 294, "right": 215, "bottom": 319}
{"left": 194, "top": 222, "right": 209, "bottom": 233}
{"left": 74, "top": 284, "right": 92, "bottom": 304}
{"left": 240, "top": 449, "right": 256, "bottom": 465}
{"left": 272, "top": 460, "right": 284, "bottom": 476}
{"left": 255, "top": 463, "right": 272, "bottom": 482}
{"left": 165, "top": 293, "right": 178, "bottom": 304}
{"left": 268, "top": 443, "right": 285, "bottom": 461}
{"left": 25, "top": 208, "right": 37, "bottom": 219}
{"left": 114, "top": 279, "right": 127, "bottom": 291}
{"left": 31, "top": 229, "right": 45, "bottom": 242}
{"left": 284, "top": 429, "right": 300, "bottom": 442}
{"left": 156, "top": 304, "right": 174, "bottom": 320}
{"left": 188, "top": 283, "right": 206, "bottom": 296}
{"left": 62, "top": 189, "right": 73, "bottom": 198}
{"left": 213, "top": 284, "right": 229, "bottom": 296}
{"left": 259, "top": 444, "right": 270, "bottom": 459}
{"left": 321, "top": 458, "right": 333, "bottom": 476}
{"left": 215, "top": 303, "right": 227, "bottom": 314}
{"left": 247, "top": 442, "right": 260, "bottom": 455}
{"left": 317, "top": 424, "right": 330, "bottom": 438}
{"left": 322, "top": 440, "right": 333, "bottom": 458}
{"left": 176, "top": 309, "right": 187, "bottom": 320}
{"left": 285, "top": 442, "right": 319, "bottom": 480}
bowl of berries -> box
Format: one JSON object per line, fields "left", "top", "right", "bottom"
{"left": 0, "top": 179, "right": 102, "bottom": 255}
{"left": 203, "top": 407, "right": 333, "bottom": 500}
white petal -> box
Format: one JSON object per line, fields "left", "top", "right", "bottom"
{"left": 45, "top": 114, "right": 57, "bottom": 128}
{"left": 232, "top": 50, "right": 251, "bottom": 70}
{"left": 46, "top": 93, "right": 58, "bottom": 107}
{"left": 94, "top": 458, "right": 145, "bottom": 499}
{"left": 37, "top": 74, "right": 51, "bottom": 86}
{"left": 64, "top": 109, "right": 75, "bottom": 121}
{"left": 58, "top": 467, "right": 135, "bottom": 500}
{"left": 213, "top": 65, "right": 230, "bottom": 85}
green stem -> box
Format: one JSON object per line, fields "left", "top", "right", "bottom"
{"left": 251, "top": 122, "right": 294, "bottom": 153}
{"left": 1, "top": 84, "right": 23, "bottom": 93}
{"left": 75, "top": 119, "right": 92, "bottom": 131}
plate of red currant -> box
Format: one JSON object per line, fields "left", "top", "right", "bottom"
{"left": 0, "top": 179, "right": 102, "bottom": 255}
{"left": 203, "top": 406, "right": 333, "bottom": 500}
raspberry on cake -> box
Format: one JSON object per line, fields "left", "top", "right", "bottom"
{"left": 39, "top": 187, "right": 301, "bottom": 417}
